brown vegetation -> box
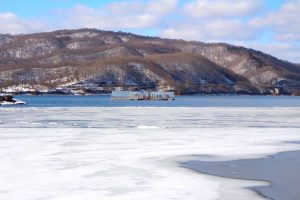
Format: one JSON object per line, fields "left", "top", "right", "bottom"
{"left": 0, "top": 29, "right": 300, "bottom": 94}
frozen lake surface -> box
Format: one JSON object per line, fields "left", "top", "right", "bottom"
{"left": 1, "top": 105, "right": 300, "bottom": 199}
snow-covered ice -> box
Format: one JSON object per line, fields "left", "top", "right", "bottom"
{"left": 0, "top": 107, "right": 300, "bottom": 200}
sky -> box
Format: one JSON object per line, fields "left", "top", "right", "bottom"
{"left": 0, "top": 0, "right": 299, "bottom": 62}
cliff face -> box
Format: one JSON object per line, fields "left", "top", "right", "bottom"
{"left": 0, "top": 29, "right": 299, "bottom": 95}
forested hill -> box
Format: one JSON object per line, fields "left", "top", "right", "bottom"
{"left": 0, "top": 29, "right": 300, "bottom": 95}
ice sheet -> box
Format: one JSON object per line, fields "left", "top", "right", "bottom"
{"left": 0, "top": 107, "right": 300, "bottom": 200}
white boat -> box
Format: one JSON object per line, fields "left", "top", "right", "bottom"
{"left": 0, "top": 95, "right": 26, "bottom": 105}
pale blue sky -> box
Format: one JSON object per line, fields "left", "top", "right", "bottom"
{"left": 0, "top": 0, "right": 299, "bottom": 62}
{"left": 0, "top": 0, "right": 120, "bottom": 18}
{"left": 0, "top": 0, "right": 285, "bottom": 18}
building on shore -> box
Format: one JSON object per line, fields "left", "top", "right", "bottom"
{"left": 111, "top": 90, "right": 175, "bottom": 100}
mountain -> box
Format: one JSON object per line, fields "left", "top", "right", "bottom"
{"left": 0, "top": 28, "right": 300, "bottom": 95}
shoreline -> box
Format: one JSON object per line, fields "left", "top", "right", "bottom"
{"left": 180, "top": 150, "right": 300, "bottom": 200}
{"left": 2, "top": 90, "right": 300, "bottom": 97}
{"left": 1, "top": 93, "right": 300, "bottom": 97}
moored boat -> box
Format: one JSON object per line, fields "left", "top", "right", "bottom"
{"left": 111, "top": 90, "right": 175, "bottom": 100}
{"left": 0, "top": 95, "right": 26, "bottom": 105}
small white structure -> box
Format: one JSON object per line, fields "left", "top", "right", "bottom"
{"left": 111, "top": 91, "right": 175, "bottom": 100}
{"left": 111, "top": 91, "right": 146, "bottom": 100}
{"left": 149, "top": 91, "right": 175, "bottom": 100}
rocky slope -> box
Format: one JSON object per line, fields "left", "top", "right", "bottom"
{"left": 0, "top": 29, "right": 300, "bottom": 95}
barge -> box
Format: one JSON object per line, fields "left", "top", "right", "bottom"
{"left": 111, "top": 91, "right": 175, "bottom": 100}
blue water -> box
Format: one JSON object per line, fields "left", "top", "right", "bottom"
{"left": 10, "top": 95, "right": 300, "bottom": 107}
